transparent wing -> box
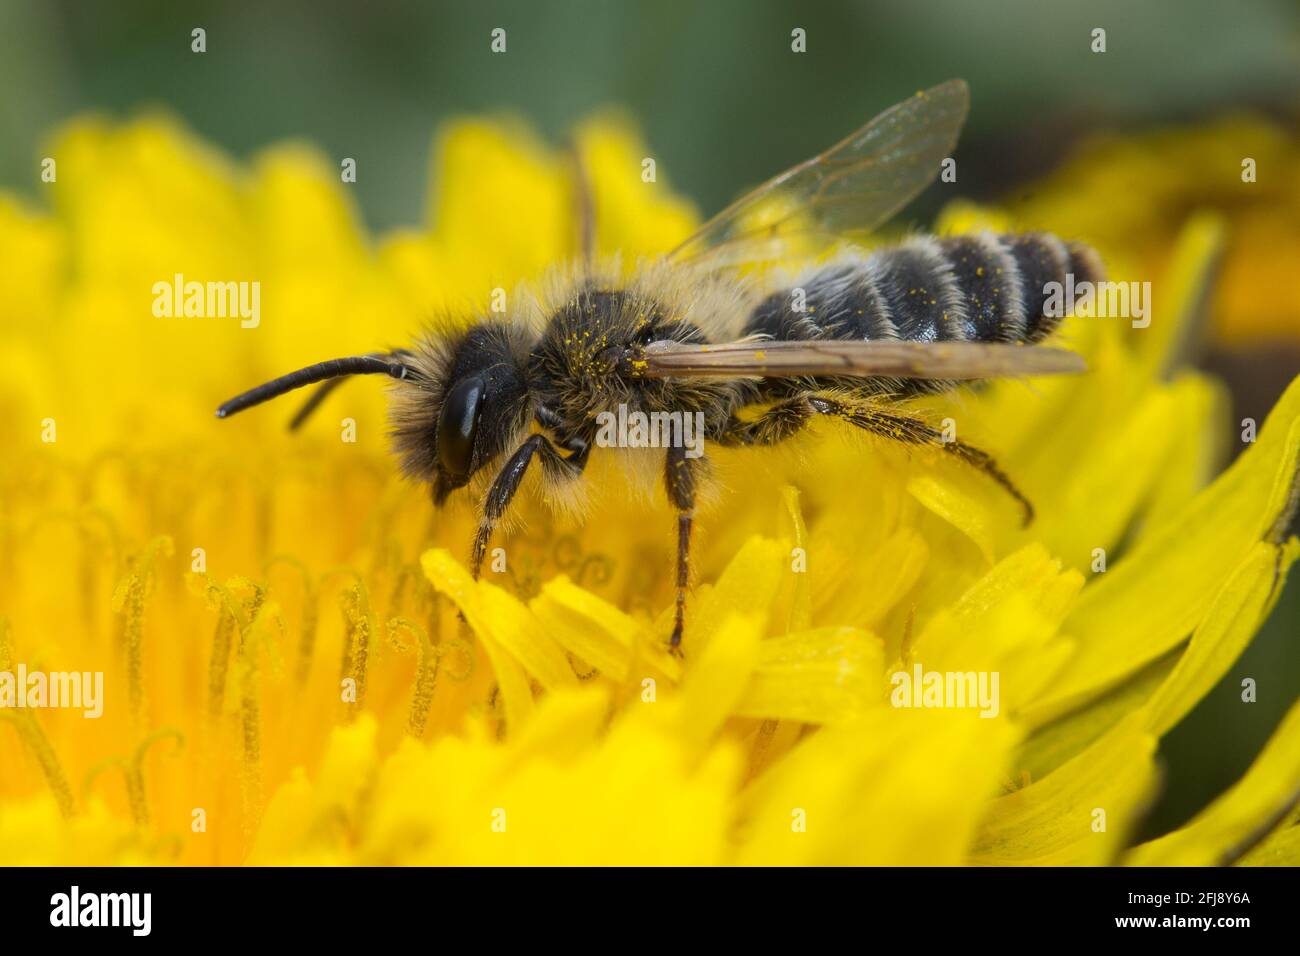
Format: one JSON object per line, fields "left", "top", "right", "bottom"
{"left": 638, "top": 339, "right": 1085, "bottom": 381}
{"left": 669, "top": 80, "right": 969, "bottom": 270}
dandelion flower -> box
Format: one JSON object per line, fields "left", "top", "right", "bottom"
{"left": 1, "top": 112, "right": 1298, "bottom": 866}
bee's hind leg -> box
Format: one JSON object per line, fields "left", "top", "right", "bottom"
{"left": 471, "top": 433, "right": 589, "bottom": 578}
{"left": 816, "top": 398, "right": 1034, "bottom": 527}
{"left": 720, "top": 393, "right": 1033, "bottom": 526}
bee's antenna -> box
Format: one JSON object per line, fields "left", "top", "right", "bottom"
{"left": 215, "top": 356, "right": 412, "bottom": 420}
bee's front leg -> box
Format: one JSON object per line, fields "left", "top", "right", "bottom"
{"left": 470, "top": 434, "right": 587, "bottom": 578}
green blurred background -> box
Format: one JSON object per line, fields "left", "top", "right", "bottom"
{"left": 1, "top": 0, "right": 1298, "bottom": 842}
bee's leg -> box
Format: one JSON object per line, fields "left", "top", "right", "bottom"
{"left": 720, "top": 394, "right": 1033, "bottom": 525}
{"left": 470, "top": 433, "right": 588, "bottom": 578}
{"left": 663, "top": 443, "right": 702, "bottom": 650}
{"left": 815, "top": 399, "right": 1033, "bottom": 526}
{"left": 716, "top": 396, "right": 817, "bottom": 448}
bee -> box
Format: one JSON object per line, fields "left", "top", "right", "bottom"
{"left": 217, "top": 80, "right": 1099, "bottom": 648}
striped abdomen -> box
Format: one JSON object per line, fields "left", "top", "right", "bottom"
{"left": 744, "top": 232, "right": 1101, "bottom": 393}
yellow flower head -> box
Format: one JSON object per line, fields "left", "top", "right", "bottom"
{"left": 1, "top": 111, "right": 1298, "bottom": 866}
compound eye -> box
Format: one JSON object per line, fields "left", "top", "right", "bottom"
{"left": 436, "top": 375, "right": 486, "bottom": 483}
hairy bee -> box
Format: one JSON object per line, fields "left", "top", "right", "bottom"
{"left": 217, "top": 80, "right": 1099, "bottom": 647}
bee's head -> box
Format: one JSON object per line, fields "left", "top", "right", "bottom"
{"left": 213, "top": 321, "right": 533, "bottom": 505}
{"left": 392, "top": 323, "right": 532, "bottom": 505}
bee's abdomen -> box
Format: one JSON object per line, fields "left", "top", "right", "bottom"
{"left": 744, "top": 232, "right": 1103, "bottom": 348}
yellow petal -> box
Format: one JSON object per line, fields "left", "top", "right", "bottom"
{"left": 1140, "top": 539, "right": 1299, "bottom": 736}
{"left": 506, "top": 684, "right": 610, "bottom": 764}
{"left": 740, "top": 707, "right": 1020, "bottom": 865}
{"left": 422, "top": 548, "right": 575, "bottom": 692}
{"left": 907, "top": 471, "right": 1000, "bottom": 564}
{"left": 0, "top": 796, "right": 162, "bottom": 866}
{"left": 1139, "top": 374, "right": 1229, "bottom": 531}
{"left": 573, "top": 114, "right": 699, "bottom": 258}
{"left": 775, "top": 486, "right": 812, "bottom": 632}
{"left": 911, "top": 544, "right": 1081, "bottom": 715}
{"left": 996, "top": 538, "right": 1297, "bottom": 861}
{"left": 1127, "top": 695, "right": 1300, "bottom": 866}
{"left": 422, "top": 549, "right": 578, "bottom": 734}
{"left": 673, "top": 612, "right": 763, "bottom": 751}
{"left": 1239, "top": 823, "right": 1300, "bottom": 866}
{"left": 1025, "top": 374, "right": 1300, "bottom": 723}
{"left": 0, "top": 195, "right": 65, "bottom": 321}
{"left": 1133, "top": 212, "right": 1226, "bottom": 380}
{"left": 530, "top": 575, "right": 680, "bottom": 682}
{"left": 357, "top": 688, "right": 741, "bottom": 865}
{"left": 734, "top": 627, "right": 884, "bottom": 724}
{"left": 1036, "top": 383, "right": 1185, "bottom": 571}
{"left": 1015, "top": 651, "right": 1176, "bottom": 781}
{"left": 428, "top": 119, "right": 566, "bottom": 280}
{"left": 970, "top": 713, "right": 1159, "bottom": 865}
{"left": 811, "top": 527, "right": 929, "bottom": 629}
{"left": 1019, "top": 538, "right": 1294, "bottom": 785}
{"left": 248, "top": 716, "right": 380, "bottom": 865}
{"left": 687, "top": 535, "right": 787, "bottom": 652}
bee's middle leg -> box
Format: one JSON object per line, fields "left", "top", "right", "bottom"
{"left": 471, "top": 433, "right": 587, "bottom": 578}
{"left": 663, "top": 443, "right": 703, "bottom": 650}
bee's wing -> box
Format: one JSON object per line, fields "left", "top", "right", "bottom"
{"left": 669, "top": 80, "right": 970, "bottom": 270}
{"left": 638, "top": 339, "right": 1085, "bottom": 380}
